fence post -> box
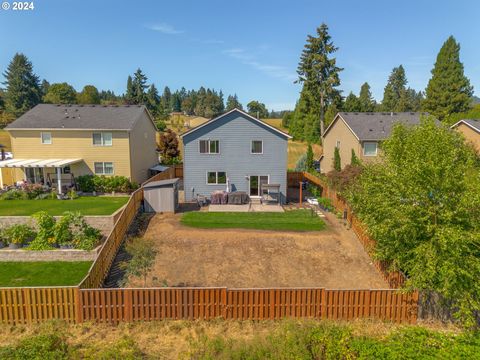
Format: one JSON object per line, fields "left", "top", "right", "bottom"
{"left": 221, "top": 288, "right": 227, "bottom": 319}
{"left": 125, "top": 289, "right": 133, "bottom": 322}
{"left": 74, "top": 287, "right": 83, "bottom": 323}
{"left": 321, "top": 289, "right": 327, "bottom": 319}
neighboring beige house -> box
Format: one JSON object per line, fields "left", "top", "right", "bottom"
{"left": 451, "top": 119, "right": 480, "bottom": 153}
{"left": 0, "top": 104, "right": 159, "bottom": 190}
{"left": 319, "top": 112, "right": 424, "bottom": 173}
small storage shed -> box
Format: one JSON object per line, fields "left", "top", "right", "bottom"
{"left": 143, "top": 178, "right": 179, "bottom": 213}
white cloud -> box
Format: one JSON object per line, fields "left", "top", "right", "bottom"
{"left": 223, "top": 48, "right": 296, "bottom": 82}
{"left": 146, "top": 23, "right": 185, "bottom": 35}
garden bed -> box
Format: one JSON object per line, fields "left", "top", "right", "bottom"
{"left": 0, "top": 245, "right": 100, "bottom": 262}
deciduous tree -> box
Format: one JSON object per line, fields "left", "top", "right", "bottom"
{"left": 77, "top": 85, "right": 100, "bottom": 104}
{"left": 247, "top": 100, "right": 268, "bottom": 118}
{"left": 158, "top": 129, "right": 181, "bottom": 164}
{"left": 43, "top": 82, "right": 77, "bottom": 104}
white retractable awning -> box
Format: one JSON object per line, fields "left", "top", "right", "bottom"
{"left": 0, "top": 158, "right": 82, "bottom": 168}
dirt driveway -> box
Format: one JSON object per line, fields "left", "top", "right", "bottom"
{"left": 127, "top": 212, "right": 388, "bottom": 289}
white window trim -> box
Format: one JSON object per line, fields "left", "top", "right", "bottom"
{"left": 199, "top": 139, "right": 220, "bottom": 154}
{"left": 363, "top": 142, "right": 378, "bottom": 156}
{"left": 94, "top": 162, "right": 115, "bottom": 175}
{"left": 92, "top": 132, "right": 113, "bottom": 147}
{"left": 41, "top": 132, "right": 52, "bottom": 145}
{"left": 251, "top": 140, "right": 263, "bottom": 154}
{"left": 206, "top": 171, "right": 227, "bottom": 185}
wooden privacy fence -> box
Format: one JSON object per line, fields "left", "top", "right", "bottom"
{"left": 0, "top": 287, "right": 418, "bottom": 325}
{"left": 292, "top": 171, "right": 407, "bottom": 288}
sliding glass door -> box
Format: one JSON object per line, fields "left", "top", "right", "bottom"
{"left": 249, "top": 175, "right": 269, "bottom": 196}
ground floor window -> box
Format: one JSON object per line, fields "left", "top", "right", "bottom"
{"left": 207, "top": 171, "right": 226, "bottom": 185}
{"left": 363, "top": 142, "right": 378, "bottom": 156}
{"left": 94, "top": 162, "right": 114, "bottom": 175}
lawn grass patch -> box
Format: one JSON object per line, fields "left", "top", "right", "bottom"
{"left": 0, "top": 196, "right": 129, "bottom": 216}
{"left": 0, "top": 261, "right": 92, "bottom": 287}
{"left": 181, "top": 209, "right": 325, "bottom": 231}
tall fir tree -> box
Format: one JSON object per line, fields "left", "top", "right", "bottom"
{"left": 226, "top": 94, "right": 243, "bottom": 111}
{"left": 161, "top": 86, "right": 172, "bottom": 113}
{"left": 125, "top": 76, "right": 134, "bottom": 104}
{"left": 358, "top": 82, "right": 375, "bottom": 111}
{"left": 381, "top": 65, "right": 408, "bottom": 112}
{"left": 343, "top": 92, "right": 361, "bottom": 112}
{"left": 131, "top": 68, "right": 148, "bottom": 105}
{"left": 2, "top": 53, "right": 41, "bottom": 117}
{"left": 306, "top": 144, "right": 314, "bottom": 172}
{"left": 146, "top": 84, "right": 160, "bottom": 116}
{"left": 423, "top": 36, "right": 473, "bottom": 121}
{"left": 295, "top": 23, "right": 343, "bottom": 140}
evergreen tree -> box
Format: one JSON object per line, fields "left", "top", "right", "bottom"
{"left": 131, "top": 68, "right": 148, "bottom": 105}
{"left": 125, "top": 76, "right": 134, "bottom": 104}
{"left": 358, "top": 82, "right": 375, "bottom": 111}
{"left": 306, "top": 144, "right": 314, "bottom": 172}
{"left": 343, "top": 92, "right": 361, "bottom": 112}
{"left": 423, "top": 36, "right": 473, "bottom": 120}
{"left": 171, "top": 92, "right": 182, "bottom": 112}
{"left": 381, "top": 65, "right": 407, "bottom": 111}
{"left": 146, "top": 84, "right": 160, "bottom": 116}
{"left": 333, "top": 147, "right": 341, "bottom": 171}
{"left": 2, "top": 53, "right": 41, "bottom": 117}
{"left": 296, "top": 23, "right": 343, "bottom": 139}
{"left": 161, "top": 86, "right": 172, "bottom": 113}
{"left": 77, "top": 85, "right": 100, "bottom": 104}
{"left": 226, "top": 94, "right": 243, "bottom": 111}
{"left": 40, "top": 79, "right": 50, "bottom": 99}
{"left": 351, "top": 149, "right": 361, "bottom": 166}
{"left": 43, "top": 83, "right": 77, "bottom": 104}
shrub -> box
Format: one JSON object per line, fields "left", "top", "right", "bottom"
{"left": 0, "top": 189, "right": 28, "bottom": 200}
{"left": 4, "top": 224, "right": 36, "bottom": 246}
{"left": 78, "top": 175, "right": 137, "bottom": 193}
{"left": 318, "top": 197, "right": 334, "bottom": 211}
{"left": 0, "top": 331, "right": 69, "bottom": 359}
{"left": 68, "top": 212, "right": 101, "bottom": 250}
{"left": 67, "top": 188, "right": 78, "bottom": 199}
{"left": 54, "top": 212, "right": 75, "bottom": 247}
{"left": 29, "top": 211, "right": 56, "bottom": 250}
{"left": 21, "top": 183, "right": 47, "bottom": 199}
{"left": 77, "top": 175, "right": 95, "bottom": 192}
{"left": 333, "top": 147, "right": 341, "bottom": 171}
{"left": 326, "top": 164, "right": 363, "bottom": 192}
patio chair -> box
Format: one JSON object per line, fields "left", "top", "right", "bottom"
{"left": 196, "top": 194, "right": 209, "bottom": 207}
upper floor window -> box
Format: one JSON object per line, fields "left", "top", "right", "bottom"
{"left": 251, "top": 140, "right": 263, "bottom": 154}
{"left": 363, "top": 142, "right": 378, "bottom": 156}
{"left": 93, "top": 132, "right": 112, "bottom": 146}
{"left": 199, "top": 140, "right": 219, "bottom": 154}
{"left": 94, "top": 162, "right": 114, "bottom": 175}
{"left": 41, "top": 132, "right": 51, "bottom": 144}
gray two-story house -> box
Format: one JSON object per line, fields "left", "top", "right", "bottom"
{"left": 181, "top": 108, "right": 291, "bottom": 204}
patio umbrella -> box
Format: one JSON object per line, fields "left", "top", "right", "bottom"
{"left": 226, "top": 177, "right": 230, "bottom": 193}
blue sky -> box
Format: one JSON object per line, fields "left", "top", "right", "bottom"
{"left": 0, "top": 0, "right": 478, "bottom": 110}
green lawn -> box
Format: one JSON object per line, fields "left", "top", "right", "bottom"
{"left": 181, "top": 209, "right": 326, "bottom": 231}
{"left": 0, "top": 261, "right": 92, "bottom": 287}
{"left": 0, "top": 196, "right": 129, "bottom": 216}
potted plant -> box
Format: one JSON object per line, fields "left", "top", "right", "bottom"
{"left": 5, "top": 224, "right": 36, "bottom": 249}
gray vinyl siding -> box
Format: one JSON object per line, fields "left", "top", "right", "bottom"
{"left": 182, "top": 111, "right": 288, "bottom": 203}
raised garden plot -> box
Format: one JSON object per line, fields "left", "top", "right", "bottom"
{"left": 0, "top": 196, "right": 129, "bottom": 216}
{"left": 0, "top": 261, "right": 92, "bottom": 287}
{"left": 180, "top": 209, "right": 326, "bottom": 232}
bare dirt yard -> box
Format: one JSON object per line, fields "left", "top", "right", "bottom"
{"left": 126, "top": 211, "right": 388, "bottom": 289}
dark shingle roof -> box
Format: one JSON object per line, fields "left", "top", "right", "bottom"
{"left": 335, "top": 112, "right": 426, "bottom": 141}
{"left": 5, "top": 104, "right": 148, "bottom": 130}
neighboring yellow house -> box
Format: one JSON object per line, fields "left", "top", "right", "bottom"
{"left": 0, "top": 104, "right": 159, "bottom": 190}
{"left": 319, "top": 112, "right": 424, "bottom": 173}
{"left": 451, "top": 119, "right": 480, "bottom": 153}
